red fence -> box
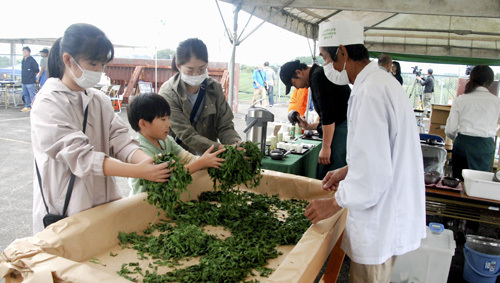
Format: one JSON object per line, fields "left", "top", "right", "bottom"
{"left": 104, "top": 58, "right": 239, "bottom": 111}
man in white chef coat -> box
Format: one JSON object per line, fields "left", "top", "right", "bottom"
{"left": 305, "top": 20, "right": 426, "bottom": 282}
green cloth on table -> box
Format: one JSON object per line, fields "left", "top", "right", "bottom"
{"left": 261, "top": 139, "right": 322, "bottom": 179}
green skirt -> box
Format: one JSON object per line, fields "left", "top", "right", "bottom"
{"left": 452, "top": 133, "right": 495, "bottom": 180}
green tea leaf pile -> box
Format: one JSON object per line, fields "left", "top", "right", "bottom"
{"left": 141, "top": 152, "right": 193, "bottom": 214}
{"left": 116, "top": 191, "right": 310, "bottom": 282}
{"left": 207, "top": 141, "right": 264, "bottom": 192}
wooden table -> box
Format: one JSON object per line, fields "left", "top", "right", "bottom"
{"left": 426, "top": 186, "right": 500, "bottom": 226}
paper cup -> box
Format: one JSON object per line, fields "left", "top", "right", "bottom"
{"left": 270, "top": 136, "right": 277, "bottom": 150}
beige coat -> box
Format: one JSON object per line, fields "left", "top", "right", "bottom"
{"left": 30, "top": 78, "right": 139, "bottom": 234}
{"left": 159, "top": 74, "right": 240, "bottom": 154}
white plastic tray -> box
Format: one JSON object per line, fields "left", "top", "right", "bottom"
{"left": 462, "top": 169, "right": 500, "bottom": 201}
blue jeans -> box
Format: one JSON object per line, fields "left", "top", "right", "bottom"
{"left": 268, "top": 85, "right": 274, "bottom": 106}
{"left": 39, "top": 72, "right": 47, "bottom": 88}
{"left": 22, "top": 84, "right": 36, "bottom": 108}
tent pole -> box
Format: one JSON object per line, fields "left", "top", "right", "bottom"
{"left": 10, "top": 43, "right": 16, "bottom": 80}
{"left": 228, "top": 4, "right": 240, "bottom": 111}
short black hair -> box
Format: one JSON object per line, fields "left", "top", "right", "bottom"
{"left": 264, "top": 61, "right": 269, "bottom": 66}
{"left": 172, "top": 38, "right": 208, "bottom": 72}
{"left": 127, "top": 93, "right": 171, "bottom": 132}
{"left": 332, "top": 44, "right": 369, "bottom": 62}
{"left": 23, "top": 46, "right": 31, "bottom": 53}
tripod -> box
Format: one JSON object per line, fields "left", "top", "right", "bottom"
{"left": 407, "top": 77, "right": 423, "bottom": 109}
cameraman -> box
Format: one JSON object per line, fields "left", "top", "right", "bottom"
{"left": 417, "top": 68, "right": 434, "bottom": 114}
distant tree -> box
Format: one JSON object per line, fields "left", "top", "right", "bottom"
{"left": 0, "top": 56, "right": 10, "bottom": 68}
{"left": 240, "top": 64, "right": 256, "bottom": 72}
{"left": 294, "top": 55, "right": 324, "bottom": 66}
{"left": 157, "top": 48, "right": 175, "bottom": 59}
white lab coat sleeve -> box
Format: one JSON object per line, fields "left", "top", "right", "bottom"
{"left": 31, "top": 96, "right": 106, "bottom": 177}
{"left": 335, "top": 93, "right": 393, "bottom": 210}
{"left": 445, "top": 102, "right": 459, "bottom": 141}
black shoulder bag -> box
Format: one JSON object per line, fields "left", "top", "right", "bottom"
{"left": 189, "top": 79, "right": 207, "bottom": 125}
{"left": 36, "top": 104, "right": 89, "bottom": 228}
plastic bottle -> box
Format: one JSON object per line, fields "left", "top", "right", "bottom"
{"left": 289, "top": 123, "right": 295, "bottom": 138}
{"left": 295, "top": 124, "right": 302, "bottom": 137}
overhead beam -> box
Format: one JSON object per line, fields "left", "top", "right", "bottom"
{"left": 0, "top": 38, "right": 58, "bottom": 46}
{"left": 366, "top": 42, "right": 500, "bottom": 60}
{"left": 239, "top": 6, "right": 315, "bottom": 38}
{"left": 225, "top": 0, "right": 500, "bottom": 18}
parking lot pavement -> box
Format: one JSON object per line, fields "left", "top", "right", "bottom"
{"left": 0, "top": 101, "right": 292, "bottom": 253}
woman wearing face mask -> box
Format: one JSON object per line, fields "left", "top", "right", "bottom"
{"left": 159, "top": 38, "right": 241, "bottom": 154}
{"left": 30, "top": 23, "right": 172, "bottom": 234}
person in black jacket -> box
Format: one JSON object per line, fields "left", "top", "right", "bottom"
{"left": 20, "top": 46, "right": 39, "bottom": 112}
{"left": 279, "top": 60, "right": 351, "bottom": 179}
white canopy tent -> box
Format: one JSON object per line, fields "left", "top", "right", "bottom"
{"left": 219, "top": 0, "right": 500, "bottom": 108}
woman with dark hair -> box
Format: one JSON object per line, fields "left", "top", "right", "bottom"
{"left": 158, "top": 38, "right": 240, "bottom": 154}
{"left": 445, "top": 65, "right": 500, "bottom": 180}
{"left": 391, "top": 61, "right": 403, "bottom": 85}
{"left": 30, "top": 23, "right": 171, "bottom": 233}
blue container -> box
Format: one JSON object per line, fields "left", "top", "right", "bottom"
{"left": 464, "top": 240, "right": 500, "bottom": 283}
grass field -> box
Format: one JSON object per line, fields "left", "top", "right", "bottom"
{"left": 237, "top": 70, "right": 290, "bottom": 103}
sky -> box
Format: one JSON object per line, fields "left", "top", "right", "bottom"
{"left": 0, "top": 0, "right": 312, "bottom": 66}
{"left": 0, "top": 0, "right": 497, "bottom": 76}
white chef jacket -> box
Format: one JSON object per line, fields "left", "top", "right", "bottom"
{"left": 445, "top": 86, "right": 500, "bottom": 140}
{"left": 335, "top": 61, "right": 426, "bottom": 265}
{"left": 31, "top": 78, "right": 140, "bottom": 234}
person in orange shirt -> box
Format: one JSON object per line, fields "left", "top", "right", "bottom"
{"left": 287, "top": 88, "right": 309, "bottom": 116}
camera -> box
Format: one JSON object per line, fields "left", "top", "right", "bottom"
{"left": 412, "top": 65, "right": 422, "bottom": 77}
{"left": 465, "top": 65, "right": 472, "bottom": 76}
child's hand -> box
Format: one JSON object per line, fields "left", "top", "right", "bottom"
{"left": 199, "top": 145, "right": 226, "bottom": 169}
{"left": 138, "top": 157, "right": 172, "bottom": 182}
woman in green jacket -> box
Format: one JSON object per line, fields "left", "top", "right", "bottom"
{"left": 159, "top": 38, "right": 240, "bottom": 154}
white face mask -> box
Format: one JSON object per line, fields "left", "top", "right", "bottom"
{"left": 323, "top": 48, "right": 350, "bottom": 85}
{"left": 324, "top": 62, "right": 349, "bottom": 86}
{"left": 181, "top": 70, "right": 208, "bottom": 86}
{"left": 69, "top": 57, "right": 103, "bottom": 89}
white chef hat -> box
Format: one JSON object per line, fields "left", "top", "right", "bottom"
{"left": 318, "top": 20, "right": 364, "bottom": 47}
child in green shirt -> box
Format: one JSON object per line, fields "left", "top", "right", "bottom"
{"left": 127, "top": 93, "right": 225, "bottom": 195}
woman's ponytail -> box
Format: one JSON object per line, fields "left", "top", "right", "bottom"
{"left": 48, "top": 38, "right": 63, "bottom": 79}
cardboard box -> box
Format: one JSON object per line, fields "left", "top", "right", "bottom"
{"left": 430, "top": 104, "right": 451, "bottom": 125}
{"left": 0, "top": 170, "right": 346, "bottom": 283}
{"left": 428, "top": 123, "right": 446, "bottom": 140}
{"left": 457, "top": 78, "right": 499, "bottom": 98}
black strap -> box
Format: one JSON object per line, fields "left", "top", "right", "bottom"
{"left": 258, "top": 70, "right": 268, "bottom": 93}
{"left": 189, "top": 79, "right": 207, "bottom": 125}
{"left": 35, "top": 104, "right": 88, "bottom": 216}
{"left": 258, "top": 70, "right": 265, "bottom": 84}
